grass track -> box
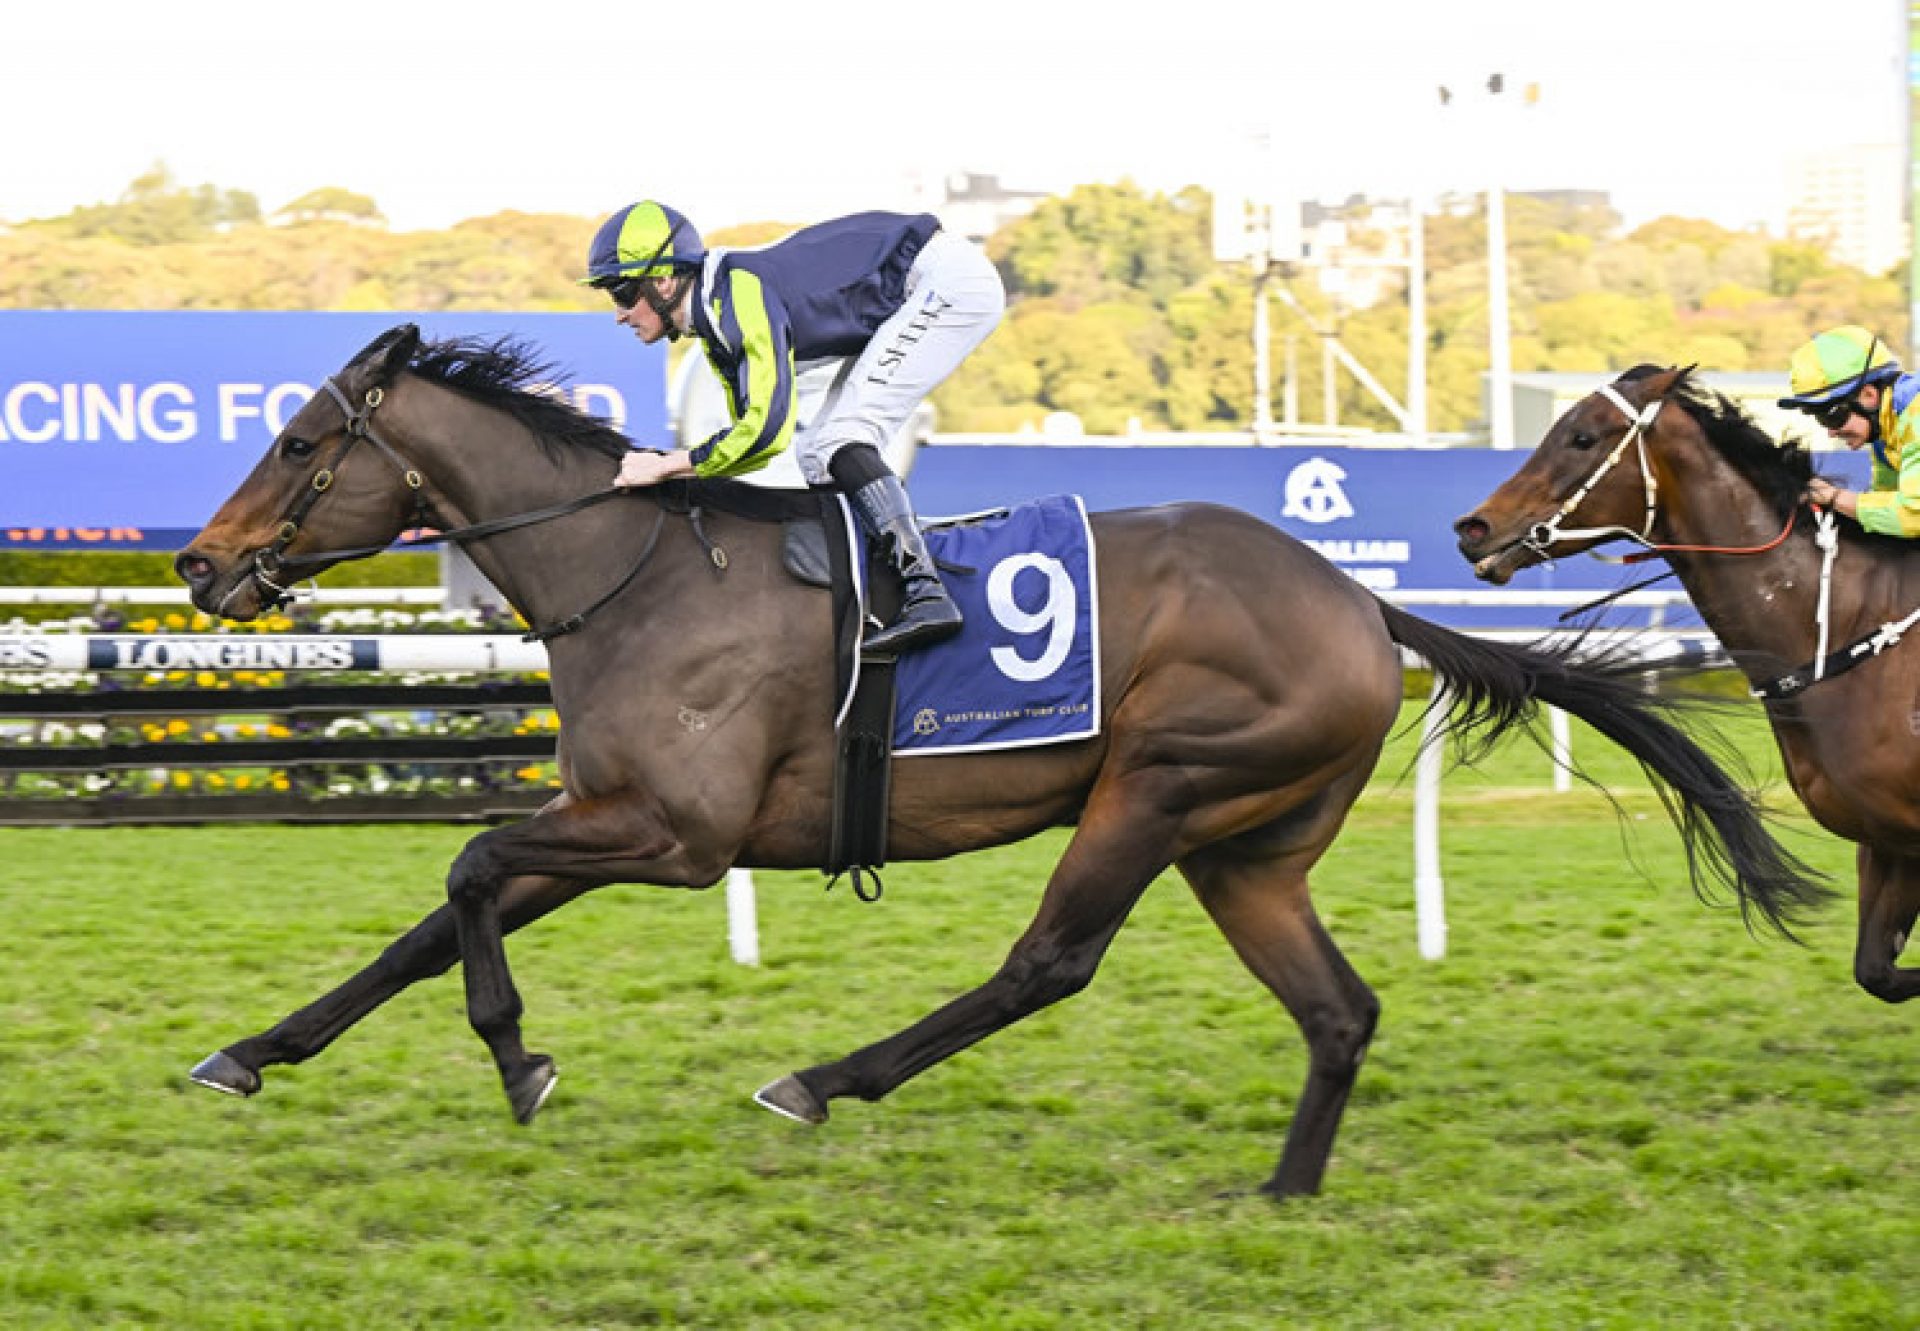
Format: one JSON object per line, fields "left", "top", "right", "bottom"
{"left": 0, "top": 706, "right": 1913, "bottom": 1329}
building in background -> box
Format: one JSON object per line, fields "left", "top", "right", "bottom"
{"left": 1785, "top": 142, "right": 1907, "bottom": 275}
{"left": 916, "top": 172, "right": 1049, "bottom": 243}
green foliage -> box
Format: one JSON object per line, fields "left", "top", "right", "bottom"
{"left": 3, "top": 167, "right": 1912, "bottom": 438}
{"left": 276, "top": 187, "right": 384, "bottom": 224}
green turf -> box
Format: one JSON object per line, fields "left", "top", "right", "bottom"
{"left": 0, "top": 706, "right": 1910, "bottom": 1330}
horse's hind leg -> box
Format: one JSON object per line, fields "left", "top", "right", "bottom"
{"left": 1853, "top": 844, "right": 1920, "bottom": 1003}
{"left": 1178, "top": 840, "right": 1379, "bottom": 1199}
{"left": 756, "top": 769, "right": 1181, "bottom": 1125}
{"left": 190, "top": 873, "right": 589, "bottom": 1099}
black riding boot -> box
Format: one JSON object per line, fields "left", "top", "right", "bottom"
{"left": 848, "top": 475, "right": 963, "bottom": 655}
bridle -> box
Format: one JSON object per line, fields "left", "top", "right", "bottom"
{"left": 1520, "top": 383, "right": 1663, "bottom": 560}
{"left": 233, "top": 378, "right": 426, "bottom": 613}
{"left": 235, "top": 374, "right": 678, "bottom": 642}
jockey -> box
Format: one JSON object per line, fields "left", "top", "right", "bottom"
{"left": 581, "top": 199, "right": 1006, "bottom": 655}
{"left": 1780, "top": 324, "right": 1920, "bottom": 537}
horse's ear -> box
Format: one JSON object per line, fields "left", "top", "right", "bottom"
{"left": 345, "top": 323, "right": 422, "bottom": 382}
{"left": 1646, "top": 363, "right": 1695, "bottom": 398}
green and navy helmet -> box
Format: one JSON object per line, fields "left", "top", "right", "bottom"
{"left": 579, "top": 201, "right": 705, "bottom": 284}
{"left": 1778, "top": 324, "right": 1901, "bottom": 408}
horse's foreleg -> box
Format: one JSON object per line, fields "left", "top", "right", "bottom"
{"left": 442, "top": 792, "right": 691, "bottom": 1123}
{"left": 757, "top": 770, "right": 1178, "bottom": 1126}
{"left": 1178, "top": 844, "right": 1378, "bottom": 1199}
{"left": 191, "top": 873, "right": 587, "bottom": 1098}
{"left": 1853, "top": 844, "right": 1920, "bottom": 1003}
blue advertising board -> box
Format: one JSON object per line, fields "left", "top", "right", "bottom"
{"left": 908, "top": 443, "right": 1872, "bottom": 631}
{"left": 0, "top": 311, "right": 667, "bottom": 549}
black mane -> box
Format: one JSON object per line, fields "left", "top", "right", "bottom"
{"left": 406, "top": 336, "right": 632, "bottom": 463}
{"left": 1619, "top": 364, "right": 1812, "bottom": 518}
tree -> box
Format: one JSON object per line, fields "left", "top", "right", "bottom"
{"left": 277, "top": 188, "right": 384, "bottom": 226}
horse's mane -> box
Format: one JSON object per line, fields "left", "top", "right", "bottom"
{"left": 404, "top": 336, "right": 632, "bottom": 463}
{"left": 1618, "top": 364, "right": 1812, "bottom": 517}
{"left": 1619, "top": 363, "right": 1914, "bottom": 560}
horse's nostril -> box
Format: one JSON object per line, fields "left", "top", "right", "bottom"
{"left": 175, "top": 551, "right": 214, "bottom": 586}
{"left": 1453, "top": 516, "right": 1489, "bottom": 544}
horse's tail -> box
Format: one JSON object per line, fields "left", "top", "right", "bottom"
{"left": 1376, "top": 599, "right": 1832, "bottom": 939}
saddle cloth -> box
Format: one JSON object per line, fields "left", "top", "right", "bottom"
{"left": 880, "top": 493, "right": 1101, "bottom": 755}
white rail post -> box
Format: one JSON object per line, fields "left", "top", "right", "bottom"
{"left": 1414, "top": 677, "right": 1448, "bottom": 960}
{"left": 725, "top": 868, "right": 760, "bottom": 966}
{"left": 1549, "top": 705, "right": 1573, "bottom": 794}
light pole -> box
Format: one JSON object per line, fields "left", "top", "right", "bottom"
{"left": 1438, "top": 74, "right": 1519, "bottom": 449}
{"left": 1484, "top": 73, "right": 1516, "bottom": 450}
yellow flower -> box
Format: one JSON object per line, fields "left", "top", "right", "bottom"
{"left": 267, "top": 724, "right": 291, "bottom": 739}
{"left": 164, "top": 613, "right": 186, "bottom": 630}
{"left": 516, "top": 766, "right": 544, "bottom": 781}
{"left": 235, "top": 775, "right": 254, "bottom": 790}
{"left": 167, "top": 719, "right": 190, "bottom": 736}
{"left": 172, "top": 771, "right": 192, "bottom": 789}
{"left": 207, "top": 773, "right": 227, "bottom": 788}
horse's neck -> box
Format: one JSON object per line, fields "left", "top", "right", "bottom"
{"left": 1656, "top": 463, "right": 1883, "bottom": 671}
{"left": 399, "top": 391, "right": 635, "bottom": 630}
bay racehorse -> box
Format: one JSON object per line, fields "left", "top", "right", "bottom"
{"left": 1455, "top": 364, "right": 1917, "bottom": 1003}
{"left": 175, "top": 327, "right": 1827, "bottom": 1197}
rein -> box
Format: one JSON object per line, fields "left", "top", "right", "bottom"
{"left": 249, "top": 375, "right": 696, "bottom": 643}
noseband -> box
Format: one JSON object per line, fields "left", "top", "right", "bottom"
{"left": 241, "top": 378, "right": 426, "bottom": 610}
{"left": 1521, "top": 383, "right": 1662, "bottom": 561}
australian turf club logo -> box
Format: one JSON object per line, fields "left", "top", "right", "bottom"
{"left": 1281, "top": 457, "right": 1356, "bottom": 524}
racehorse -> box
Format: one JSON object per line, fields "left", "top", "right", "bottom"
{"left": 174, "top": 327, "right": 1827, "bottom": 1198}
{"left": 1455, "top": 364, "right": 1917, "bottom": 1003}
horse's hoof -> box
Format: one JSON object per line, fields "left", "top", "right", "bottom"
{"left": 753, "top": 1074, "right": 828, "bottom": 1125}
{"left": 189, "top": 1050, "right": 261, "bottom": 1098}
{"left": 507, "top": 1055, "right": 558, "bottom": 1125}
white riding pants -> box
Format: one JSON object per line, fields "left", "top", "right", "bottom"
{"left": 794, "top": 229, "right": 1006, "bottom": 485}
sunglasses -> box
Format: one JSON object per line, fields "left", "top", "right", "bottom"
{"left": 599, "top": 275, "right": 647, "bottom": 310}
{"left": 1807, "top": 397, "right": 1862, "bottom": 430}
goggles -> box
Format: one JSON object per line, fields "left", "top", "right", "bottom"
{"left": 1807, "top": 396, "right": 1863, "bottom": 431}
{"left": 598, "top": 274, "right": 647, "bottom": 310}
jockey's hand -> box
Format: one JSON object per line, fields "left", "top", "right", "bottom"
{"left": 614, "top": 448, "right": 696, "bottom": 489}
{"left": 1803, "top": 478, "right": 1857, "bottom": 519}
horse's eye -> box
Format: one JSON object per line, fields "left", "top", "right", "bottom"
{"left": 281, "top": 436, "right": 316, "bottom": 459}
{"left": 1569, "top": 431, "right": 1598, "bottom": 451}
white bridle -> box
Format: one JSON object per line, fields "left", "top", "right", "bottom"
{"left": 1521, "top": 384, "right": 1664, "bottom": 561}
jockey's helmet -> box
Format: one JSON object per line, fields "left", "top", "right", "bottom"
{"left": 579, "top": 201, "right": 705, "bottom": 285}
{"left": 1779, "top": 325, "right": 1901, "bottom": 409}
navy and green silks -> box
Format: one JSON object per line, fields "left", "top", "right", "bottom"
{"left": 685, "top": 211, "right": 940, "bottom": 478}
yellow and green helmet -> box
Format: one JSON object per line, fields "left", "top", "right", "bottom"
{"left": 579, "top": 201, "right": 704, "bottom": 284}
{"left": 1779, "top": 324, "right": 1900, "bottom": 408}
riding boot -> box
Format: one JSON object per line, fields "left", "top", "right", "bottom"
{"left": 848, "top": 474, "right": 964, "bottom": 655}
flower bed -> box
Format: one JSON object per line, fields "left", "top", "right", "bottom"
{"left": 1, "top": 605, "right": 564, "bottom": 815}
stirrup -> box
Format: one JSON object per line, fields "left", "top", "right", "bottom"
{"left": 863, "top": 602, "right": 962, "bottom": 656}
